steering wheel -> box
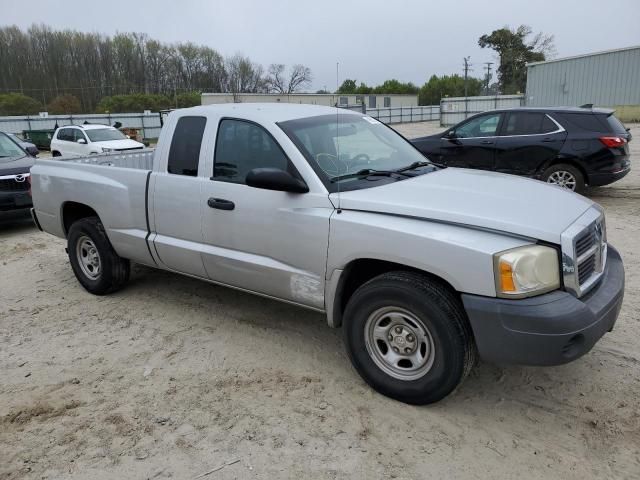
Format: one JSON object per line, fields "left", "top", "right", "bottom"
{"left": 316, "top": 153, "right": 344, "bottom": 176}
{"left": 350, "top": 153, "right": 371, "bottom": 168}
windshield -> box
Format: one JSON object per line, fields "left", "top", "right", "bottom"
{"left": 278, "top": 114, "right": 431, "bottom": 190}
{"left": 85, "top": 128, "right": 126, "bottom": 142}
{"left": 0, "top": 133, "right": 26, "bottom": 162}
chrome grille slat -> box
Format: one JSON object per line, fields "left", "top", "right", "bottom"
{"left": 560, "top": 207, "right": 607, "bottom": 298}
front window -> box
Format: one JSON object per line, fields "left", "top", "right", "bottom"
{"left": 454, "top": 113, "right": 501, "bottom": 138}
{"left": 278, "top": 114, "right": 432, "bottom": 191}
{"left": 85, "top": 128, "right": 127, "bottom": 142}
{"left": 0, "top": 133, "right": 26, "bottom": 162}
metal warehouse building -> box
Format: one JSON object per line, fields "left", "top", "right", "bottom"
{"left": 526, "top": 46, "right": 640, "bottom": 121}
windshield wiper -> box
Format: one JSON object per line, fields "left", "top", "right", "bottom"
{"left": 330, "top": 168, "right": 413, "bottom": 183}
{"left": 397, "top": 160, "right": 446, "bottom": 171}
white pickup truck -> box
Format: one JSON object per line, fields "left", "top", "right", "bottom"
{"left": 30, "top": 104, "right": 625, "bottom": 404}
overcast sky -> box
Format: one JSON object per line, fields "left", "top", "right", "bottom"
{"left": 2, "top": 0, "right": 639, "bottom": 91}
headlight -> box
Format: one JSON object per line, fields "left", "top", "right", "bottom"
{"left": 101, "top": 147, "right": 113, "bottom": 153}
{"left": 494, "top": 245, "right": 560, "bottom": 298}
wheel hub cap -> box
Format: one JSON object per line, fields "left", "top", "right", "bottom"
{"left": 364, "top": 306, "right": 436, "bottom": 381}
{"left": 76, "top": 236, "right": 101, "bottom": 279}
{"left": 547, "top": 171, "right": 576, "bottom": 190}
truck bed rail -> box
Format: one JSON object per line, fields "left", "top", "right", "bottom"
{"left": 56, "top": 149, "right": 155, "bottom": 170}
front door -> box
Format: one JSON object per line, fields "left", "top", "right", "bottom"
{"left": 494, "top": 111, "right": 567, "bottom": 176}
{"left": 440, "top": 112, "right": 502, "bottom": 169}
{"left": 199, "top": 118, "right": 332, "bottom": 309}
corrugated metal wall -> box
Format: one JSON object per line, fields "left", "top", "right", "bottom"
{"left": 526, "top": 46, "right": 640, "bottom": 109}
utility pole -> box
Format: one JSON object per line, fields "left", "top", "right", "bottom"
{"left": 463, "top": 57, "right": 471, "bottom": 118}
{"left": 484, "top": 62, "right": 493, "bottom": 95}
{"left": 463, "top": 57, "right": 472, "bottom": 97}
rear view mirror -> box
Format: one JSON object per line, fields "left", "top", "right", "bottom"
{"left": 246, "top": 168, "right": 309, "bottom": 193}
{"left": 77, "top": 138, "right": 87, "bottom": 144}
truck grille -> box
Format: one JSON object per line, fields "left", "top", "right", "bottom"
{"left": 561, "top": 208, "right": 606, "bottom": 297}
{"left": 0, "top": 177, "right": 30, "bottom": 192}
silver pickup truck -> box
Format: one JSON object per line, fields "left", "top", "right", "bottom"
{"left": 30, "top": 104, "right": 625, "bottom": 404}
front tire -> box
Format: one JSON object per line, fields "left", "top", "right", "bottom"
{"left": 542, "top": 163, "right": 585, "bottom": 194}
{"left": 67, "top": 217, "right": 130, "bottom": 295}
{"left": 343, "top": 271, "right": 476, "bottom": 405}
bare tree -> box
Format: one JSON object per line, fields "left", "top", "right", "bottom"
{"left": 266, "top": 64, "right": 312, "bottom": 94}
{"left": 287, "top": 64, "right": 312, "bottom": 93}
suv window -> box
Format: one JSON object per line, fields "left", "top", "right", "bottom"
{"left": 213, "top": 119, "right": 290, "bottom": 184}
{"left": 455, "top": 113, "right": 501, "bottom": 138}
{"left": 58, "top": 128, "right": 73, "bottom": 141}
{"left": 167, "top": 116, "right": 206, "bottom": 176}
{"left": 554, "top": 113, "right": 605, "bottom": 132}
{"left": 502, "top": 112, "right": 558, "bottom": 136}
{"left": 605, "top": 115, "right": 627, "bottom": 135}
{"left": 74, "top": 129, "right": 87, "bottom": 142}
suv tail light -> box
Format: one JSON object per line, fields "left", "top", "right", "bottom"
{"left": 599, "top": 136, "right": 627, "bottom": 148}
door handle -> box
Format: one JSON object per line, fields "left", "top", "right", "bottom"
{"left": 208, "top": 197, "right": 235, "bottom": 210}
{"left": 541, "top": 138, "right": 555, "bottom": 143}
{"left": 480, "top": 140, "right": 494, "bottom": 145}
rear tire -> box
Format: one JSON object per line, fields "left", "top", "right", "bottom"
{"left": 52, "top": 151, "right": 61, "bottom": 157}
{"left": 343, "top": 271, "right": 476, "bottom": 405}
{"left": 67, "top": 216, "right": 130, "bottom": 295}
{"left": 542, "top": 163, "right": 585, "bottom": 194}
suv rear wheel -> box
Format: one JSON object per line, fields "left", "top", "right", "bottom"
{"left": 542, "top": 163, "right": 585, "bottom": 194}
{"left": 343, "top": 271, "right": 476, "bottom": 404}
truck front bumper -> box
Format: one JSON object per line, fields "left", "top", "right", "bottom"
{"left": 461, "top": 246, "right": 624, "bottom": 366}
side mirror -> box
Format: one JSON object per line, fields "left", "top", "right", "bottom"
{"left": 246, "top": 168, "right": 309, "bottom": 193}
{"left": 26, "top": 146, "right": 39, "bottom": 157}
{"left": 77, "top": 138, "right": 87, "bottom": 144}
{"left": 126, "top": 135, "right": 131, "bottom": 139}
{"left": 444, "top": 130, "right": 456, "bottom": 139}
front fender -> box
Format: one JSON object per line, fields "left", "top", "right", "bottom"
{"left": 324, "top": 210, "right": 533, "bottom": 325}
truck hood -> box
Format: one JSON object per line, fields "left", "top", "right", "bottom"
{"left": 92, "top": 139, "right": 144, "bottom": 150}
{"left": 330, "top": 168, "right": 593, "bottom": 244}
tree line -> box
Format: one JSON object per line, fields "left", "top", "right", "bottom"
{"left": 0, "top": 24, "right": 312, "bottom": 114}
{"left": 0, "top": 23, "right": 552, "bottom": 115}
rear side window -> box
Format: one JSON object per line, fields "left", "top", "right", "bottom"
{"left": 167, "top": 116, "right": 206, "bottom": 176}
{"left": 57, "top": 128, "right": 73, "bottom": 141}
{"left": 605, "top": 115, "right": 627, "bottom": 135}
{"left": 502, "top": 112, "right": 557, "bottom": 135}
{"left": 554, "top": 113, "right": 605, "bottom": 133}
{"left": 213, "top": 119, "right": 290, "bottom": 184}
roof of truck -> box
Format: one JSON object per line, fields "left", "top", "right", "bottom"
{"left": 176, "top": 103, "right": 361, "bottom": 123}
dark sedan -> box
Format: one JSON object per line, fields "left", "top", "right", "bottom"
{"left": 0, "top": 132, "right": 34, "bottom": 212}
{"left": 411, "top": 107, "right": 631, "bottom": 194}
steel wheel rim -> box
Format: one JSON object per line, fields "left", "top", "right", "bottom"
{"left": 364, "top": 306, "right": 436, "bottom": 381}
{"left": 547, "top": 170, "right": 577, "bottom": 190}
{"left": 76, "top": 235, "right": 101, "bottom": 279}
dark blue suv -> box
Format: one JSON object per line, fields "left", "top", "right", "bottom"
{"left": 411, "top": 107, "right": 631, "bottom": 194}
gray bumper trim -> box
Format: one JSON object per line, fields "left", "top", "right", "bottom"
{"left": 461, "top": 245, "right": 624, "bottom": 366}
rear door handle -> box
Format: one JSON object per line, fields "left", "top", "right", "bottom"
{"left": 208, "top": 198, "right": 235, "bottom": 210}
{"left": 480, "top": 140, "right": 494, "bottom": 145}
{"left": 541, "top": 138, "right": 555, "bottom": 143}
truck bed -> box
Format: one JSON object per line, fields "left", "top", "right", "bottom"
{"left": 30, "top": 149, "right": 156, "bottom": 266}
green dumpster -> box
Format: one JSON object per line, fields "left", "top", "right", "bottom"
{"left": 22, "top": 129, "right": 55, "bottom": 150}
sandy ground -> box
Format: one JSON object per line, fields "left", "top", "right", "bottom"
{"left": 1, "top": 123, "right": 639, "bottom": 480}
